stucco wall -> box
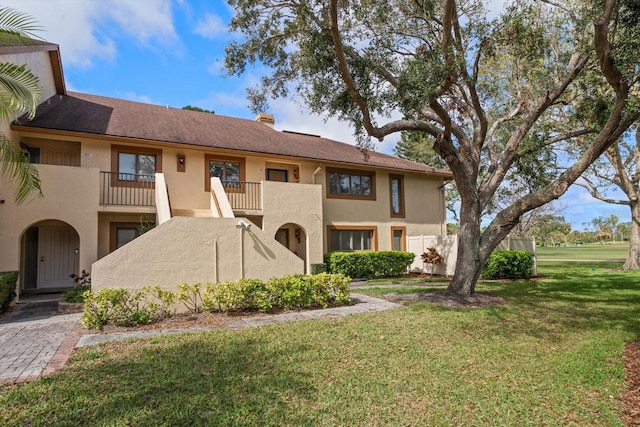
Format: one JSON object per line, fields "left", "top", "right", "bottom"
{"left": 3, "top": 51, "right": 58, "bottom": 104}
{"left": 4, "top": 130, "right": 448, "bottom": 284}
{"left": 0, "top": 164, "right": 99, "bottom": 274}
{"left": 92, "top": 216, "right": 304, "bottom": 294}
{"left": 319, "top": 168, "right": 446, "bottom": 252}
{"left": 261, "top": 181, "right": 324, "bottom": 270}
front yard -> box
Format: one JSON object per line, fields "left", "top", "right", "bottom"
{"left": 1, "top": 262, "right": 638, "bottom": 425}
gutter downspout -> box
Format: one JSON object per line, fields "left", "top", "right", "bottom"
{"left": 312, "top": 166, "right": 322, "bottom": 185}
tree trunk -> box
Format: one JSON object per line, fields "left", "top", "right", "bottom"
{"left": 446, "top": 198, "right": 484, "bottom": 297}
{"left": 621, "top": 201, "right": 640, "bottom": 270}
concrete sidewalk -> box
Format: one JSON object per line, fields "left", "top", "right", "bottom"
{"left": 1, "top": 293, "right": 402, "bottom": 385}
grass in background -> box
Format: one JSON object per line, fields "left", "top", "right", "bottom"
{"left": 1, "top": 263, "right": 638, "bottom": 426}
{"left": 365, "top": 276, "right": 448, "bottom": 285}
{"left": 537, "top": 242, "right": 629, "bottom": 261}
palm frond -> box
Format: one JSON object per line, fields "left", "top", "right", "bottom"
{"left": 0, "top": 6, "right": 42, "bottom": 42}
{"left": 0, "top": 132, "right": 41, "bottom": 204}
{"left": 0, "top": 62, "right": 41, "bottom": 121}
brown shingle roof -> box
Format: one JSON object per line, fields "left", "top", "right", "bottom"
{"left": 14, "top": 92, "right": 452, "bottom": 176}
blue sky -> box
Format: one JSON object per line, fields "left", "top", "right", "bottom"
{"left": 6, "top": 0, "right": 632, "bottom": 230}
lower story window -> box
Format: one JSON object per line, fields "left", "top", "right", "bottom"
{"left": 328, "top": 226, "right": 377, "bottom": 251}
{"left": 109, "top": 222, "right": 152, "bottom": 252}
{"left": 391, "top": 226, "right": 406, "bottom": 251}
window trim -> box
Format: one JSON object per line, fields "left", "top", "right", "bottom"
{"left": 327, "top": 225, "right": 378, "bottom": 252}
{"left": 266, "top": 168, "right": 288, "bottom": 182}
{"left": 389, "top": 174, "right": 405, "bottom": 218}
{"left": 109, "top": 222, "right": 143, "bottom": 253}
{"left": 204, "top": 154, "right": 246, "bottom": 192}
{"left": 391, "top": 226, "right": 406, "bottom": 251}
{"left": 326, "top": 167, "right": 376, "bottom": 200}
{"left": 111, "top": 145, "right": 162, "bottom": 188}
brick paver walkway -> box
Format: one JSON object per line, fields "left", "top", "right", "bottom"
{"left": 0, "top": 312, "right": 81, "bottom": 385}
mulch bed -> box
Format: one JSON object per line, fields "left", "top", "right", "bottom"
{"left": 381, "top": 290, "right": 507, "bottom": 308}
{"left": 623, "top": 341, "right": 640, "bottom": 426}
{"left": 82, "top": 311, "right": 277, "bottom": 335}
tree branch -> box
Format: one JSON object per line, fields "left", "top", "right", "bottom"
{"left": 328, "top": 0, "right": 380, "bottom": 138}
{"left": 575, "top": 176, "right": 630, "bottom": 205}
{"left": 593, "top": 0, "right": 626, "bottom": 94}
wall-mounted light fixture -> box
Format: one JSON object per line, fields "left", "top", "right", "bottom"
{"left": 236, "top": 220, "right": 252, "bottom": 230}
{"left": 295, "top": 228, "right": 301, "bottom": 243}
{"left": 177, "top": 154, "right": 186, "bottom": 172}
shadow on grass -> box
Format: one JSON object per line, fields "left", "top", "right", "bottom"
{"left": 474, "top": 267, "right": 640, "bottom": 341}
{"left": 1, "top": 331, "right": 318, "bottom": 425}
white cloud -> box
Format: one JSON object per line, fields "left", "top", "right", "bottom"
{"left": 206, "top": 59, "right": 225, "bottom": 76}
{"left": 3, "top": 0, "right": 178, "bottom": 69}
{"left": 269, "top": 97, "right": 400, "bottom": 155}
{"left": 108, "top": 0, "right": 177, "bottom": 46}
{"left": 193, "top": 13, "right": 226, "bottom": 39}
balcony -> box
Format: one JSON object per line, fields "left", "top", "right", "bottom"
{"left": 100, "top": 171, "right": 155, "bottom": 207}
{"left": 99, "top": 173, "right": 261, "bottom": 212}
{"left": 220, "top": 180, "right": 262, "bottom": 212}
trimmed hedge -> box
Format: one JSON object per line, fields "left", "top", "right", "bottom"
{"left": 481, "top": 250, "right": 534, "bottom": 280}
{"left": 324, "top": 251, "right": 415, "bottom": 278}
{"left": 0, "top": 271, "right": 18, "bottom": 314}
{"left": 82, "top": 273, "right": 351, "bottom": 329}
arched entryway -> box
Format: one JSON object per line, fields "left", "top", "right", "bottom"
{"left": 274, "top": 222, "right": 308, "bottom": 271}
{"left": 20, "top": 220, "right": 79, "bottom": 292}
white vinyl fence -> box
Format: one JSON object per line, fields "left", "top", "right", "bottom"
{"left": 407, "top": 235, "right": 536, "bottom": 276}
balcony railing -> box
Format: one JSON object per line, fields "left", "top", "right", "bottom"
{"left": 221, "top": 180, "right": 262, "bottom": 211}
{"left": 100, "top": 171, "right": 155, "bottom": 206}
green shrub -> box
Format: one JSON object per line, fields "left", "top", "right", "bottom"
{"left": 311, "top": 263, "right": 327, "bottom": 274}
{"left": 81, "top": 273, "right": 352, "bottom": 328}
{"left": 203, "top": 278, "right": 272, "bottom": 313}
{"left": 202, "top": 273, "right": 351, "bottom": 313}
{"left": 481, "top": 250, "right": 534, "bottom": 280}
{"left": 0, "top": 271, "right": 18, "bottom": 313}
{"left": 143, "top": 286, "right": 177, "bottom": 318}
{"left": 324, "top": 251, "right": 414, "bottom": 278}
{"left": 82, "top": 288, "right": 158, "bottom": 329}
{"left": 61, "top": 285, "right": 91, "bottom": 303}
{"left": 177, "top": 283, "right": 202, "bottom": 313}
{"left": 311, "top": 272, "right": 351, "bottom": 306}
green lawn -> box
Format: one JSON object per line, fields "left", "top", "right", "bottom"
{"left": 536, "top": 242, "right": 629, "bottom": 261}
{"left": 1, "top": 263, "right": 639, "bottom": 426}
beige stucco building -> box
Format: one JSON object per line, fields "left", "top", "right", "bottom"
{"left": 0, "top": 41, "right": 452, "bottom": 297}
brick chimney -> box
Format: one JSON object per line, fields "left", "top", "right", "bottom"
{"left": 255, "top": 113, "right": 275, "bottom": 128}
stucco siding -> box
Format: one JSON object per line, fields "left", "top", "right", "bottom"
{"left": 0, "top": 164, "right": 99, "bottom": 273}
{"left": 92, "top": 217, "right": 304, "bottom": 297}
{"left": 320, "top": 168, "right": 446, "bottom": 252}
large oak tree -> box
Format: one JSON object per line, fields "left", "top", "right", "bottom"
{"left": 577, "top": 127, "right": 640, "bottom": 269}
{"left": 225, "top": 0, "right": 639, "bottom": 296}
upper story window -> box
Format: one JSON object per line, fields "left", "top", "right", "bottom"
{"left": 389, "top": 174, "right": 405, "bottom": 218}
{"left": 326, "top": 167, "right": 376, "bottom": 200}
{"left": 205, "top": 154, "right": 245, "bottom": 191}
{"left": 111, "top": 145, "right": 161, "bottom": 184}
{"left": 21, "top": 138, "right": 81, "bottom": 166}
